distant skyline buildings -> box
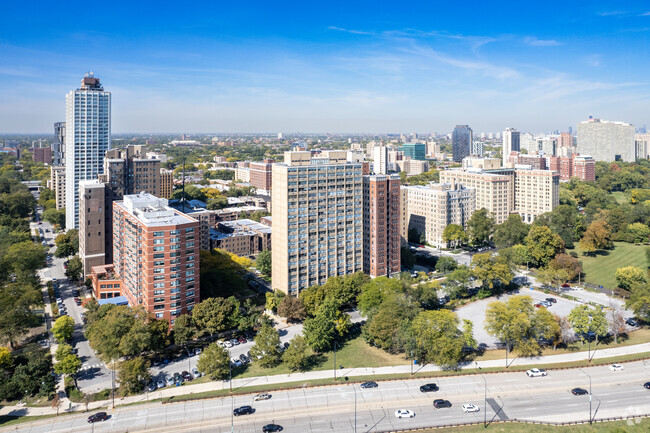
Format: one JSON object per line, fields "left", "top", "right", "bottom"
{"left": 452, "top": 125, "right": 473, "bottom": 162}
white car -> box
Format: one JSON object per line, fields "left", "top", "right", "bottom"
{"left": 526, "top": 368, "right": 547, "bottom": 377}
{"left": 394, "top": 409, "right": 415, "bottom": 418}
{"left": 194, "top": 348, "right": 202, "bottom": 355}
{"left": 191, "top": 367, "right": 201, "bottom": 378}
{"left": 224, "top": 340, "right": 233, "bottom": 348}
{"left": 462, "top": 404, "right": 480, "bottom": 413}
{"left": 254, "top": 393, "right": 271, "bottom": 401}
{"left": 156, "top": 379, "right": 166, "bottom": 389}
{"left": 216, "top": 340, "right": 224, "bottom": 348}
{"left": 610, "top": 364, "right": 624, "bottom": 371}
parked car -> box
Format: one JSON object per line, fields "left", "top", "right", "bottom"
{"left": 146, "top": 381, "right": 157, "bottom": 392}
{"left": 419, "top": 383, "right": 439, "bottom": 392}
{"left": 534, "top": 303, "right": 544, "bottom": 308}
{"left": 262, "top": 424, "right": 283, "bottom": 432}
{"left": 194, "top": 347, "right": 202, "bottom": 355}
{"left": 224, "top": 340, "right": 233, "bottom": 348}
{"left": 394, "top": 409, "right": 415, "bottom": 418}
{"left": 232, "top": 358, "right": 243, "bottom": 368}
{"left": 462, "top": 404, "right": 480, "bottom": 413}
{"left": 191, "top": 367, "right": 201, "bottom": 379}
{"left": 360, "top": 381, "right": 378, "bottom": 389}
{"left": 217, "top": 340, "right": 225, "bottom": 348}
{"left": 644, "top": 382, "right": 650, "bottom": 389}
{"left": 433, "top": 399, "right": 452, "bottom": 408}
{"left": 173, "top": 372, "right": 183, "bottom": 384}
{"left": 181, "top": 371, "right": 193, "bottom": 381}
{"left": 283, "top": 342, "right": 289, "bottom": 349}
{"left": 254, "top": 393, "right": 272, "bottom": 401}
{"left": 239, "top": 353, "right": 250, "bottom": 364}
{"left": 230, "top": 338, "right": 240, "bottom": 346}
{"left": 610, "top": 364, "right": 624, "bottom": 371}
{"left": 87, "top": 412, "right": 108, "bottom": 423}
{"left": 233, "top": 405, "right": 254, "bottom": 416}
{"left": 526, "top": 368, "right": 547, "bottom": 377}
{"left": 571, "top": 388, "right": 588, "bottom": 395}
{"left": 626, "top": 318, "right": 639, "bottom": 327}
{"left": 166, "top": 375, "right": 175, "bottom": 386}
{"left": 156, "top": 378, "right": 166, "bottom": 389}
{"left": 238, "top": 336, "right": 247, "bottom": 344}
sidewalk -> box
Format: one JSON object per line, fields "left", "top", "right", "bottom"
{"left": 2, "top": 340, "right": 649, "bottom": 418}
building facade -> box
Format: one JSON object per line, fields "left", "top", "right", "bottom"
{"left": 79, "top": 180, "right": 106, "bottom": 276}
{"left": 372, "top": 146, "right": 388, "bottom": 174}
{"left": 514, "top": 169, "right": 560, "bottom": 223}
{"left": 452, "top": 125, "right": 473, "bottom": 162}
{"left": 32, "top": 147, "right": 52, "bottom": 165}
{"left": 635, "top": 133, "right": 650, "bottom": 159}
{"left": 52, "top": 122, "right": 66, "bottom": 166}
{"left": 402, "top": 183, "right": 476, "bottom": 247}
{"left": 65, "top": 74, "right": 111, "bottom": 230}
{"left": 362, "top": 174, "right": 401, "bottom": 278}
{"left": 402, "top": 143, "right": 426, "bottom": 161}
{"left": 210, "top": 219, "right": 272, "bottom": 256}
{"left": 50, "top": 166, "right": 66, "bottom": 210}
{"left": 271, "top": 151, "right": 363, "bottom": 295}
{"left": 577, "top": 117, "right": 635, "bottom": 162}
{"left": 160, "top": 168, "right": 174, "bottom": 198}
{"left": 249, "top": 160, "right": 274, "bottom": 195}
{"left": 113, "top": 193, "right": 200, "bottom": 323}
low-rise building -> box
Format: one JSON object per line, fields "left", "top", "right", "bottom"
{"left": 90, "top": 264, "right": 122, "bottom": 299}
{"left": 210, "top": 218, "right": 272, "bottom": 256}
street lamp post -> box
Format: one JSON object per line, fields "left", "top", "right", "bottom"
{"left": 229, "top": 360, "right": 232, "bottom": 392}
{"left": 476, "top": 363, "right": 487, "bottom": 428}
{"left": 353, "top": 383, "right": 357, "bottom": 433}
{"left": 333, "top": 341, "right": 340, "bottom": 381}
{"left": 111, "top": 359, "right": 115, "bottom": 409}
{"left": 579, "top": 369, "right": 592, "bottom": 424}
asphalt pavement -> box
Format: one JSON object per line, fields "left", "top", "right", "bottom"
{"left": 5, "top": 361, "right": 649, "bottom": 433}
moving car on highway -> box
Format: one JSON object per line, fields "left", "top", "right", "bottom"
{"left": 360, "top": 381, "right": 378, "bottom": 389}
{"left": 233, "top": 405, "right": 254, "bottom": 416}
{"left": 88, "top": 412, "right": 108, "bottom": 423}
{"left": 433, "top": 399, "right": 452, "bottom": 408}
{"left": 610, "top": 364, "right": 624, "bottom": 371}
{"left": 571, "top": 388, "right": 588, "bottom": 395}
{"left": 526, "top": 368, "right": 547, "bottom": 377}
{"left": 254, "top": 393, "right": 272, "bottom": 401}
{"left": 394, "top": 409, "right": 415, "bottom": 418}
{"left": 419, "top": 383, "right": 439, "bottom": 392}
{"left": 462, "top": 404, "right": 480, "bottom": 413}
{"left": 262, "top": 424, "right": 283, "bottom": 432}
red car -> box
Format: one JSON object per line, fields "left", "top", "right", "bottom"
{"left": 238, "top": 336, "right": 247, "bottom": 344}
{"left": 534, "top": 303, "right": 543, "bottom": 308}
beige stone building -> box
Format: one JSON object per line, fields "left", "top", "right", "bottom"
{"left": 50, "top": 166, "right": 66, "bottom": 210}
{"left": 397, "top": 159, "right": 429, "bottom": 175}
{"left": 402, "top": 183, "right": 476, "bottom": 247}
{"left": 439, "top": 169, "right": 513, "bottom": 224}
{"left": 160, "top": 168, "right": 174, "bottom": 199}
{"left": 271, "top": 151, "right": 363, "bottom": 295}
{"left": 514, "top": 168, "right": 560, "bottom": 223}
{"left": 79, "top": 180, "right": 106, "bottom": 276}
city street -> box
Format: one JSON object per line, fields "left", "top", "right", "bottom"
{"left": 5, "top": 361, "right": 650, "bottom": 433}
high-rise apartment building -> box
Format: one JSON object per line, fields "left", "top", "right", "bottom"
{"left": 402, "top": 143, "right": 426, "bottom": 161}
{"left": 271, "top": 151, "right": 363, "bottom": 295}
{"left": 514, "top": 169, "right": 560, "bottom": 223}
{"left": 79, "top": 180, "right": 106, "bottom": 276}
{"left": 362, "top": 174, "right": 401, "bottom": 278}
{"left": 635, "top": 133, "right": 650, "bottom": 159}
{"left": 402, "top": 183, "right": 476, "bottom": 247}
{"left": 32, "top": 147, "right": 52, "bottom": 165}
{"left": 113, "top": 193, "right": 200, "bottom": 322}
{"left": 572, "top": 155, "right": 596, "bottom": 182}
{"left": 576, "top": 117, "right": 635, "bottom": 162}
{"left": 160, "top": 168, "right": 174, "bottom": 198}
{"left": 372, "top": 146, "right": 388, "bottom": 174}
{"left": 249, "top": 160, "right": 274, "bottom": 195}
{"left": 439, "top": 169, "right": 513, "bottom": 224}
{"left": 52, "top": 122, "right": 66, "bottom": 166}
{"left": 49, "top": 166, "right": 66, "bottom": 210}
{"left": 452, "top": 125, "right": 473, "bottom": 162}
{"left": 560, "top": 132, "right": 573, "bottom": 148}
{"left": 502, "top": 128, "right": 520, "bottom": 165}
{"left": 65, "top": 74, "right": 111, "bottom": 230}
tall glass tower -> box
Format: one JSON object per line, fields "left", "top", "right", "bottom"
{"left": 452, "top": 125, "right": 473, "bottom": 162}
{"left": 65, "top": 73, "right": 111, "bottom": 230}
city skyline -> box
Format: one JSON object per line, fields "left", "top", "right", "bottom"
{"left": 2, "top": 1, "right": 650, "bottom": 133}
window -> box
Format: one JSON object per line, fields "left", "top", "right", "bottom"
{"left": 154, "top": 268, "right": 164, "bottom": 274}
{"left": 185, "top": 227, "right": 195, "bottom": 233}
{"left": 156, "top": 313, "right": 164, "bottom": 319}
{"left": 153, "top": 246, "right": 164, "bottom": 252}
{"left": 154, "top": 275, "right": 164, "bottom": 281}
{"left": 154, "top": 290, "right": 164, "bottom": 295}
{"left": 154, "top": 239, "right": 164, "bottom": 245}
{"left": 154, "top": 305, "right": 165, "bottom": 310}
{"left": 154, "top": 253, "right": 164, "bottom": 259}
{"left": 170, "top": 229, "right": 180, "bottom": 235}
{"left": 154, "top": 282, "right": 165, "bottom": 288}
{"left": 187, "top": 255, "right": 194, "bottom": 261}
{"left": 154, "top": 261, "right": 164, "bottom": 266}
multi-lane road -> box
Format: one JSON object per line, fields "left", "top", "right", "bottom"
{"left": 6, "top": 361, "right": 649, "bottom": 433}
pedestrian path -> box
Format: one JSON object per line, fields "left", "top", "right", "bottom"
{"left": 2, "top": 340, "right": 649, "bottom": 418}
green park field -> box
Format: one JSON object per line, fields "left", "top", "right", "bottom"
{"left": 567, "top": 242, "right": 646, "bottom": 290}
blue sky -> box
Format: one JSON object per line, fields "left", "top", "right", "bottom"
{"left": 1, "top": 0, "right": 650, "bottom": 134}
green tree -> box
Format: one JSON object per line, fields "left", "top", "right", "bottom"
{"left": 5, "top": 241, "right": 46, "bottom": 282}
{"left": 444, "top": 266, "right": 472, "bottom": 299}
{"left": 206, "top": 196, "right": 229, "bottom": 210}
{"left": 485, "top": 295, "right": 540, "bottom": 356}
{"left": 54, "top": 230, "right": 79, "bottom": 258}
{"left": 173, "top": 314, "right": 195, "bottom": 347}
{"left": 197, "top": 343, "right": 230, "bottom": 380}
{"left": 567, "top": 305, "right": 608, "bottom": 344}
{"left": 534, "top": 205, "right": 583, "bottom": 249}
{"left": 356, "top": 277, "right": 405, "bottom": 317}
{"left": 0, "top": 282, "right": 42, "bottom": 348}
{"left": 462, "top": 319, "right": 477, "bottom": 350}
{"left": 615, "top": 266, "right": 647, "bottom": 290}
{"left": 579, "top": 220, "right": 613, "bottom": 254}
{"left": 435, "top": 256, "right": 457, "bottom": 273}
{"left": 0, "top": 347, "right": 13, "bottom": 371}
{"left": 256, "top": 250, "right": 272, "bottom": 275}
{"left": 442, "top": 224, "right": 467, "bottom": 249}
{"left": 65, "top": 256, "right": 83, "bottom": 281}
{"left": 533, "top": 309, "right": 561, "bottom": 349}
{"left": 250, "top": 323, "right": 282, "bottom": 368}
{"left": 282, "top": 335, "right": 310, "bottom": 371}
{"left": 303, "top": 299, "right": 345, "bottom": 352}
{"left": 118, "top": 357, "right": 150, "bottom": 396}
{"left": 410, "top": 310, "right": 465, "bottom": 368}
{"left": 493, "top": 214, "right": 530, "bottom": 248}
{"left": 42, "top": 208, "right": 65, "bottom": 227}
{"left": 265, "top": 290, "right": 285, "bottom": 313}
{"left": 54, "top": 353, "right": 82, "bottom": 386}
{"left": 627, "top": 282, "right": 650, "bottom": 322}
{"left": 548, "top": 253, "right": 583, "bottom": 281}
{"left": 625, "top": 222, "right": 650, "bottom": 243}
{"left": 192, "top": 296, "right": 241, "bottom": 339}
{"left": 467, "top": 208, "right": 494, "bottom": 246}
{"left": 471, "top": 253, "right": 513, "bottom": 291}
{"left": 51, "top": 315, "right": 75, "bottom": 343}
{"left": 525, "top": 225, "right": 564, "bottom": 267}
{"left": 277, "top": 296, "right": 306, "bottom": 323}
{"left": 362, "top": 295, "right": 421, "bottom": 353}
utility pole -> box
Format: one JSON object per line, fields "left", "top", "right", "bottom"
{"left": 111, "top": 359, "right": 115, "bottom": 409}
{"left": 354, "top": 384, "right": 357, "bottom": 433}
{"left": 476, "top": 363, "right": 487, "bottom": 428}
{"left": 333, "top": 341, "right": 340, "bottom": 381}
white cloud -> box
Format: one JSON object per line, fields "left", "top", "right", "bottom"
{"left": 523, "top": 37, "right": 562, "bottom": 47}
{"left": 327, "top": 26, "right": 373, "bottom": 36}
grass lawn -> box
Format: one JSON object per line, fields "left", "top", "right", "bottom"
{"left": 234, "top": 335, "right": 408, "bottom": 379}
{"left": 566, "top": 242, "right": 646, "bottom": 290}
{"left": 0, "top": 414, "right": 59, "bottom": 427}
{"left": 418, "top": 417, "right": 649, "bottom": 433}
{"left": 610, "top": 191, "right": 628, "bottom": 205}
